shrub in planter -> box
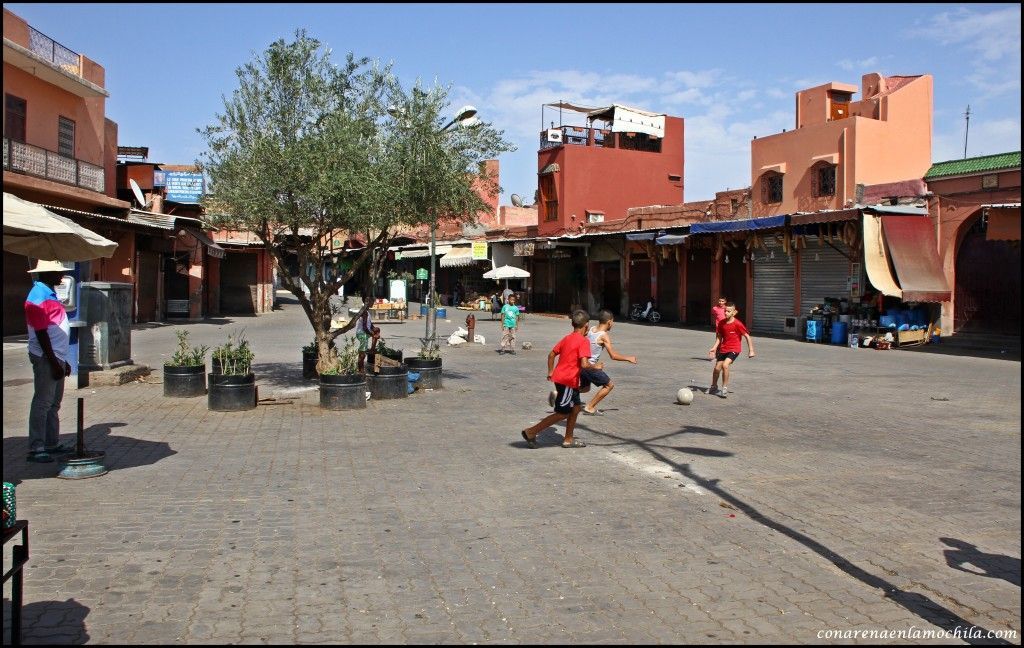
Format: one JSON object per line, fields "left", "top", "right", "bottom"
{"left": 407, "top": 341, "right": 442, "bottom": 390}
{"left": 302, "top": 338, "right": 335, "bottom": 380}
{"left": 376, "top": 338, "right": 403, "bottom": 364}
{"left": 164, "top": 330, "right": 209, "bottom": 398}
{"left": 319, "top": 337, "right": 366, "bottom": 410}
{"left": 208, "top": 332, "right": 257, "bottom": 411}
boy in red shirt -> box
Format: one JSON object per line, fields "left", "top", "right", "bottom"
{"left": 708, "top": 302, "right": 756, "bottom": 397}
{"left": 707, "top": 296, "right": 728, "bottom": 360}
{"left": 521, "top": 310, "right": 601, "bottom": 448}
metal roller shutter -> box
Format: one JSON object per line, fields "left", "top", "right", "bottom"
{"left": 800, "top": 236, "right": 851, "bottom": 314}
{"left": 752, "top": 238, "right": 795, "bottom": 334}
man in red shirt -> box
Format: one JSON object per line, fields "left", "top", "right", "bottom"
{"left": 521, "top": 310, "right": 601, "bottom": 448}
{"left": 708, "top": 302, "right": 756, "bottom": 398}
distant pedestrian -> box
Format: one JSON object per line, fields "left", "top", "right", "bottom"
{"left": 25, "top": 260, "right": 74, "bottom": 463}
{"left": 581, "top": 310, "right": 637, "bottom": 415}
{"left": 708, "top": 302, "right": 756, "bottom": 397}
{"left": 499, "top": 294, "right": 521, "bottom": 354}
{"left": 355, "top": 308, "right": 379, "bottom": 373}
{"left": 502, "top": 286, "right": 513, "bottom": 304}
{"left": 521, "top": 310, "right": 597, "bottom": 449}
{"left": 708, "top": 296, "right": 728, "bottom": 360}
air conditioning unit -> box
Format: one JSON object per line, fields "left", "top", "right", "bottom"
{"left": 546, "top": 129, "right": 563, "bottom": 143}
{"left": 783, "top": 316, "right": 799, "bottom": 335}
{"left": 586, "top": 212, "right": 604, "bottom": 223}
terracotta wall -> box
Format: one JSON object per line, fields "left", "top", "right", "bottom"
{"left": 537, "top": 116, "right": 684, "bottom": 237}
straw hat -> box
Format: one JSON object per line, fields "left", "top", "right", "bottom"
{"left": 27, "top": 259, "right": 72, "bottom": 274}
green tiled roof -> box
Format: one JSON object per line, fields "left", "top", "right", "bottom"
{"left": 925, "top": 151, "right": 1021, "bottom": 179}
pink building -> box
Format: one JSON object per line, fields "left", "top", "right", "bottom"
{"left": 751, "top": 73, "right": 933, "bottom": 216}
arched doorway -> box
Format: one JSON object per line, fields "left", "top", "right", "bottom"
{"left": 955, "top": 216, "right": 1021, "bottom": 334}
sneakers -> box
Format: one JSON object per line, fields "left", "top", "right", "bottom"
{"left": 719, "top": 386, "right": 728, "bottom": 398}
{"left": 45, "top": 442, "right": 73, "bottom": 454}
{"left": 708, "top": 385, "right": 719, "bottom": 395}
{"left": 26, "top": 450, "right": 54, "bottom": 463}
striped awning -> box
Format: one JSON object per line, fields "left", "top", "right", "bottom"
{"left": 439, "top": 246, "right": 478, "bottom": 267}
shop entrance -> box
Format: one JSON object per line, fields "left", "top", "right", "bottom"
{"left": 721, "top": 251, "right": 748, "bottom": 320}
{"left": 955, "top": 220, "right": 1021, "bottom": 334}
{"left": 598, "top": 261, "right": 621, "bottom": 316}
{"left": 685, "top": 248, "right": 712, "bottom": 325}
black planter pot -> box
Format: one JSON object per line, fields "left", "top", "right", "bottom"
{"left": 211, "top": 357, "right": 222, "bottom": 375}
{"left": 368, "top": 364, "right": 408, "bottom": 400}
{"left": 302, "top": 351, "right": 318, "bottom": 380}
{"left": 208, "top": 373, "right": 257, "bottom": 411}
{"left": 319, "top": 373, "right": 367, "bottom": 410}
{"left": 163, "top": 364, "right": 206, "bottom": 397}
{"left": 405, "top": 357, "right": 442, "bottom": 390}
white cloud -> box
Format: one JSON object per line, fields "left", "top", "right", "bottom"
{"left": 908, "top": 6, "right": 1021, "bottom": 62}
{"left": 934, "top": 117, "right": 1022, "bottom": 163}
{"left": 838, "top": 56, "right": 879, "bottom": 71}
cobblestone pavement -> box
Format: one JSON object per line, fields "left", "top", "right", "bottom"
{"left": 3, "top": 295, "right": 1020, "bottom": 644}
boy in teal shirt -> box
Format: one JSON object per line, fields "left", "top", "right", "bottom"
{"left": 499, "top": 294, "right": 521, "bottom": 354}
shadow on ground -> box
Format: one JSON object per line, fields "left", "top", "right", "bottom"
{"left": 3, "top": 597, "right": 90, "bottom": 645}
{"left": 3, "top": 422, "right": 176, "bottom": 485}
{"left": 941, "top": 537, "right": 1022, "bottom": 588}
{"left": 587, "top": 425, "right": 1013, "bottom": 646}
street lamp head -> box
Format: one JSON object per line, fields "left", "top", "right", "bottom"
{"left": 453, "top": 105, "right": 478, "bottom": 122}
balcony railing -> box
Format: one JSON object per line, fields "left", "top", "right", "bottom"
{"left": 28, "top": 26, "right": 81, "bottom": 76}
{"left": 3, "top": 137, "right": 105, "bottom": 193}
{"left": 540, "top": 125, "right": 611, "bottom": 150}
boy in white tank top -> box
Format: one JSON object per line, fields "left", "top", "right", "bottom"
{"left": 580, "top": 310, "right": 637, "bottom": 415}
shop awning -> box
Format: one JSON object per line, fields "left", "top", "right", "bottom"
{"left": 439, "top": 246, "right": 477, "bottom": 268}
{"left": 182, "top": 227, "right": 226, "bottom": 259}
{"left": 539, "top": 163, "right": 560, "bottom": 175}
{"left": 399, "top": 248, "right": 431, "bottom": 258}
{"left": 655, "top": 234, "right": 688, "bottom": 245}
{"left": 690, "top": 215, "right": 786, "bottom": 234}
{"left": 789, "top": 208, "right": 860, "bottom": 226}
{"left": 625, "top": 232, "right": 658, "bottom": 241}
{"left": 880, "top": 216, "right": 950, "bottom": 302}
{"left": 862, "top": 214, "right": 902, "bottom": 299}
{"left": 985, "top": 206, "right": 1020, "bottom": 241}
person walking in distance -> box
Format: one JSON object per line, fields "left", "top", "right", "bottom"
{"left": 708, "top": 296, "right": 728, "bottom": 360}
{"left": 708, "top": 302, "right": 756, "bottom": 397}
{"left": 520, "top": 310, "right": 598, "bottom": 448}
{"left": 499, "top": 294, "right": 521, "bottom": 354}
{"left": 355, "top": 308, "right": 379, "bottom": 373}
{"left": 581, "top": 309, "right": 637, "bottom": 416}
{"left": 24, "top": 260, "right": 74, "bottom": 463}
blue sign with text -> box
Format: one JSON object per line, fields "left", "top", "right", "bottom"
{"left": 165, "top": 172, "right": 204, "bottom": 203}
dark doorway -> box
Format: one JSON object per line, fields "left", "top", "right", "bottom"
{"left": 686, "top": 248, "right": 712, "bottom": 325}
{"left": 955, "top": 221, "right": 1021, "bottom": 334}
{"left": 598, "top": 261, "right": 621, "bottom": 316}
{"left": 221, "top": 252, "right": 259, "bottom": 314}
{"left": 136, "top": 250, "right": 159, "bottom": 323}
{"left": 657, "top": 257, "right": 680, "bottom": 322}
{"left": 628, "top": 258, "right": 652, "bottom": 309}
{"left": 722, "top": 251, "right": 748, "bottom": 319}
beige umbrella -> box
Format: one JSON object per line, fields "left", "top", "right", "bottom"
{"left": 483, "top": 264, "right": 530, "bottom": 291}
{"left": 3, "top": 192, "right": 117, "bottom": 261}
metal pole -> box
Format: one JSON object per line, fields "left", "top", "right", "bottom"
{"left": 963, "top": 105, "right": 970, "bottom": 159}
{"left": 427, "top": 219, "right": 436, "bottom": 348}
{"left": 77, "top": 397, "right": 84, "bottom": 456}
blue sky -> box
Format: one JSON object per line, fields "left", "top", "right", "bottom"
{"left": 7, "top": 3, "right": 1020, "bottom": 204}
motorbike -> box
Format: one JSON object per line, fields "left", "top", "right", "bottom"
{"left": 629, "top": 300, "right": 661, "bottom": 323}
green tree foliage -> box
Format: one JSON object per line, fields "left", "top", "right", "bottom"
{"left": 199, "top": 30, "right": 512, "bottom": 365}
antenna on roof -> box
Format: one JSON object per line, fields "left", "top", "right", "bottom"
{"left": 510, "top": 194, "right": 524, "bottom": 208}
{"left": 963, "top": 105, "right": 971, "bottom": 159}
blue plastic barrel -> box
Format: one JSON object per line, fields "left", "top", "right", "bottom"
{"left": 436, "top": 307, "right": 447, "bottom": 318}
{"left": 830, "top": 321, "right": 849, "bottom": 345}
{"left": 806, "top": 319, "right": 821, "bottom": 342}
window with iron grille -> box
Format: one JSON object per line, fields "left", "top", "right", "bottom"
{"left": 814, "top": 164, "right": 836, "bottom": 197}
{"left": 540, "top": 174, "right": 558, "bottom": 221}
{"left": 58, "top": 116, "right": 75, "bottom": 158}
{"left": 5, "top": 94, "right": 27, "bottom": 142}
{"left": 761, "top": 172, "right": 783, "bottom": 204}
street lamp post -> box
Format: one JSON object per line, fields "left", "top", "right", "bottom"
{"left": 424, "top": 105, "right": 478, "bottom": 353}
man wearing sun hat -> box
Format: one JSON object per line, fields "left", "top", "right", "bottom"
{"left": 24, "top": 260, "right": 74, "bottom": 463}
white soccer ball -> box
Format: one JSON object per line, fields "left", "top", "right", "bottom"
{"left": 676, "top": 388, "right": 694, "bottom": 405}
{"left": 548, "top": 390, "right": 557, "bottom": 407}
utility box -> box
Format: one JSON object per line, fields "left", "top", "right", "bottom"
{"left": 78, "top": 282, "right": 134, "bottom": 370}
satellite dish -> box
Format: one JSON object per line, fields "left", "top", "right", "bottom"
{"left": 511, "top": 194, "right": 524, "bottom": 208}
{"left": 129, "top": 178, "right": 155, "bottom": 210}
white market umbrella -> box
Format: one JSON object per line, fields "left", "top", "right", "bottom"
{"left": 3, "top": 192, "right": 117, "bottom": 261}
{"left": 483, "top": 264, "right": 531, "bottom": 291}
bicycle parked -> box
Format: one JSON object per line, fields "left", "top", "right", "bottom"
{"left": 629, "top": 300, "right": 661, "bottom": 323}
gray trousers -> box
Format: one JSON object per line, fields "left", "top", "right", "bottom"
{"left": 29, "top": 353, "right": 65, "bottom": 452}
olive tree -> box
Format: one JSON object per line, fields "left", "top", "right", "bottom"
{"left": 199, "top": 31, "right": 511, "bottom": 367}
